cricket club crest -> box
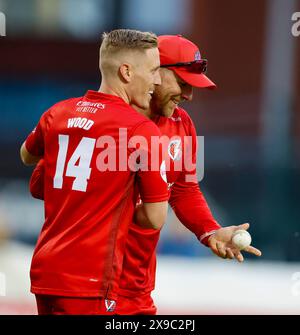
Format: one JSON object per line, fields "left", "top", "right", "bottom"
{"left": 105, "top": 299, "right": 116, "bottom": 312}
{"left": 194, "top": 50, "right": 201, "bottom": 61}
{"left": 168, "top": 139, "right": 182, "bottom": 161}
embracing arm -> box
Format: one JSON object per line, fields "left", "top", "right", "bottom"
{"left": 20, "top": 141, "right": 41, "bottom": 166}
{"left": 134, "top": 201, "right": 168, "bottom": 230}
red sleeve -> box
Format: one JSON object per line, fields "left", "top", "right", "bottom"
{"left": 169, "top": 181, "right": 221, "bottom": 246}
{"left": 25, "top": 109, "right": 52, "bottom": 157}
{"left": 30, "top": 159, "right": 45, "bottom": 200}
{"left": 130, "top": 121, "right": 169, "bottom": 203}
{"left": 169, "top": 117, "right": 221, "bottom": 246}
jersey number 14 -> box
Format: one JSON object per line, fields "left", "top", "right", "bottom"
{"left": 53, "top": 134, "right": 96, "bottom": 192}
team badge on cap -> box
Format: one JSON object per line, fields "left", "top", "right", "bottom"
{"left": 194, "top": 50, "right": 201, "bottom": 61}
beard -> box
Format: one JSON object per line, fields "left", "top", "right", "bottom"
{"left": 150, "top": 94, "right": 176, "bottom": 118}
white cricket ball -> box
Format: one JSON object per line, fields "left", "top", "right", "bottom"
{"left": 232, "top": 230, "right": 252, "bottom": 250}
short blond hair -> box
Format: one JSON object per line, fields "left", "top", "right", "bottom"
{"left": 101, "top": 29, "right": 158, "bottom": 53}
{"left": 99, "top": 29, "right": 158, "bottom": 77}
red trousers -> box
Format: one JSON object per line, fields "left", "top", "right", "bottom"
{"left": 115, "top": 292, "right": 157, "bottom": 315}
{"left": 35, "top": 292, "right": 156, "bottom": 315}
{"left": 35, "top": 295, "right": 115, "bottom": 315}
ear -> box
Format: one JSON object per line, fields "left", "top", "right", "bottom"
{"left": 119, "top": 63, "right": 132, "bottom": 83}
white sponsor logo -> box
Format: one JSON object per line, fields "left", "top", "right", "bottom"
{"left": 76, "top": 101, "right": 105, "bottom": 109}
{"left": 76, "top": 101, "right": 105, "bottom": 114}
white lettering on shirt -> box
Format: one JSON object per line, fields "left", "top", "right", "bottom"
{"left": 67, "top": 117, "right": 94, "bottom": 130}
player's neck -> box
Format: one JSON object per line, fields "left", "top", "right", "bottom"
{"left": 131, "top": 105, "right": 152, "bottom": 119}
{"left": 148, "top": 102, "right": 160, "bottom": 120}
{"left": 98, "top": 82, "right": 130, "bottom": 105}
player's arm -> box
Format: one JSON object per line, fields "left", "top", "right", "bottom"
{"left": 170, "top": 164, "right": 263, "bottom": 261}
{"left": 134, "top": 201, "right": 168, "bottom": 230}
{"left": 30, "top": 159, "right": 45, "bottom": 200}
{"left": 169, "top": 117, "right": 221, "bottom": 244}
{"left": 169, "top": 178, "right": 221, "bottom": 245}
{"left": 20, "top": 112, "right": 48, "bottom": 166}
{"left": 130, "top": 121, "right": 169, "bottom": 230}
{"left": 170, "top": 119, "right": 261, "bottom": 261}
{"left": 20, "top": 141, "right": 41, "bottom": 166}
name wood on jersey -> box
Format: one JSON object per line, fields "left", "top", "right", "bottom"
{"left": 67, "top": 117, "right": 94, "bottom": 130}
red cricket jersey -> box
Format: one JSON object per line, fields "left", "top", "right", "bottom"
{"left": 25, "top": 90, "right": 169, "bottom": 300}
{"left": 117, "top": 107, "right": 221, "bottom": 300}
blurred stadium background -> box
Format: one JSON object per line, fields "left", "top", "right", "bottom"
{"left": 1, "top": 0, "right": 300, "bottom": 314}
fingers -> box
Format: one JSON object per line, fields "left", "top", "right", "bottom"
{"left": 209, "top": 237, "right": 257, "bottom": 262}
{"left": 216, "top": 242, "right": 234, "bottom": 260}
{"left": 232, "top": 249, "right": 244, "bottom": 262}
{"left": 216, "top": 242, "right": 227, "bottom": 258}
{"left": 237, "top": 223, "right": 250, "bottom": 231}
{"left": 209, "top": 239, "right": 228, "bottom": 259}
{"left": 225, "top": 248, "right": 235, "bottom": 259}
{"left": 243, "top": 245, "right": 262, "bottom": 257}
{"left": 208, "top": 239, "right": 219, "bottom": 257}
{"left": 215, "top": 245, "right": 244, "bottom": 262}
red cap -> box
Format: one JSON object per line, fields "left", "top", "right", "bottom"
{"left": 158, "top": 35, "right": 216, "bottom": 89}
